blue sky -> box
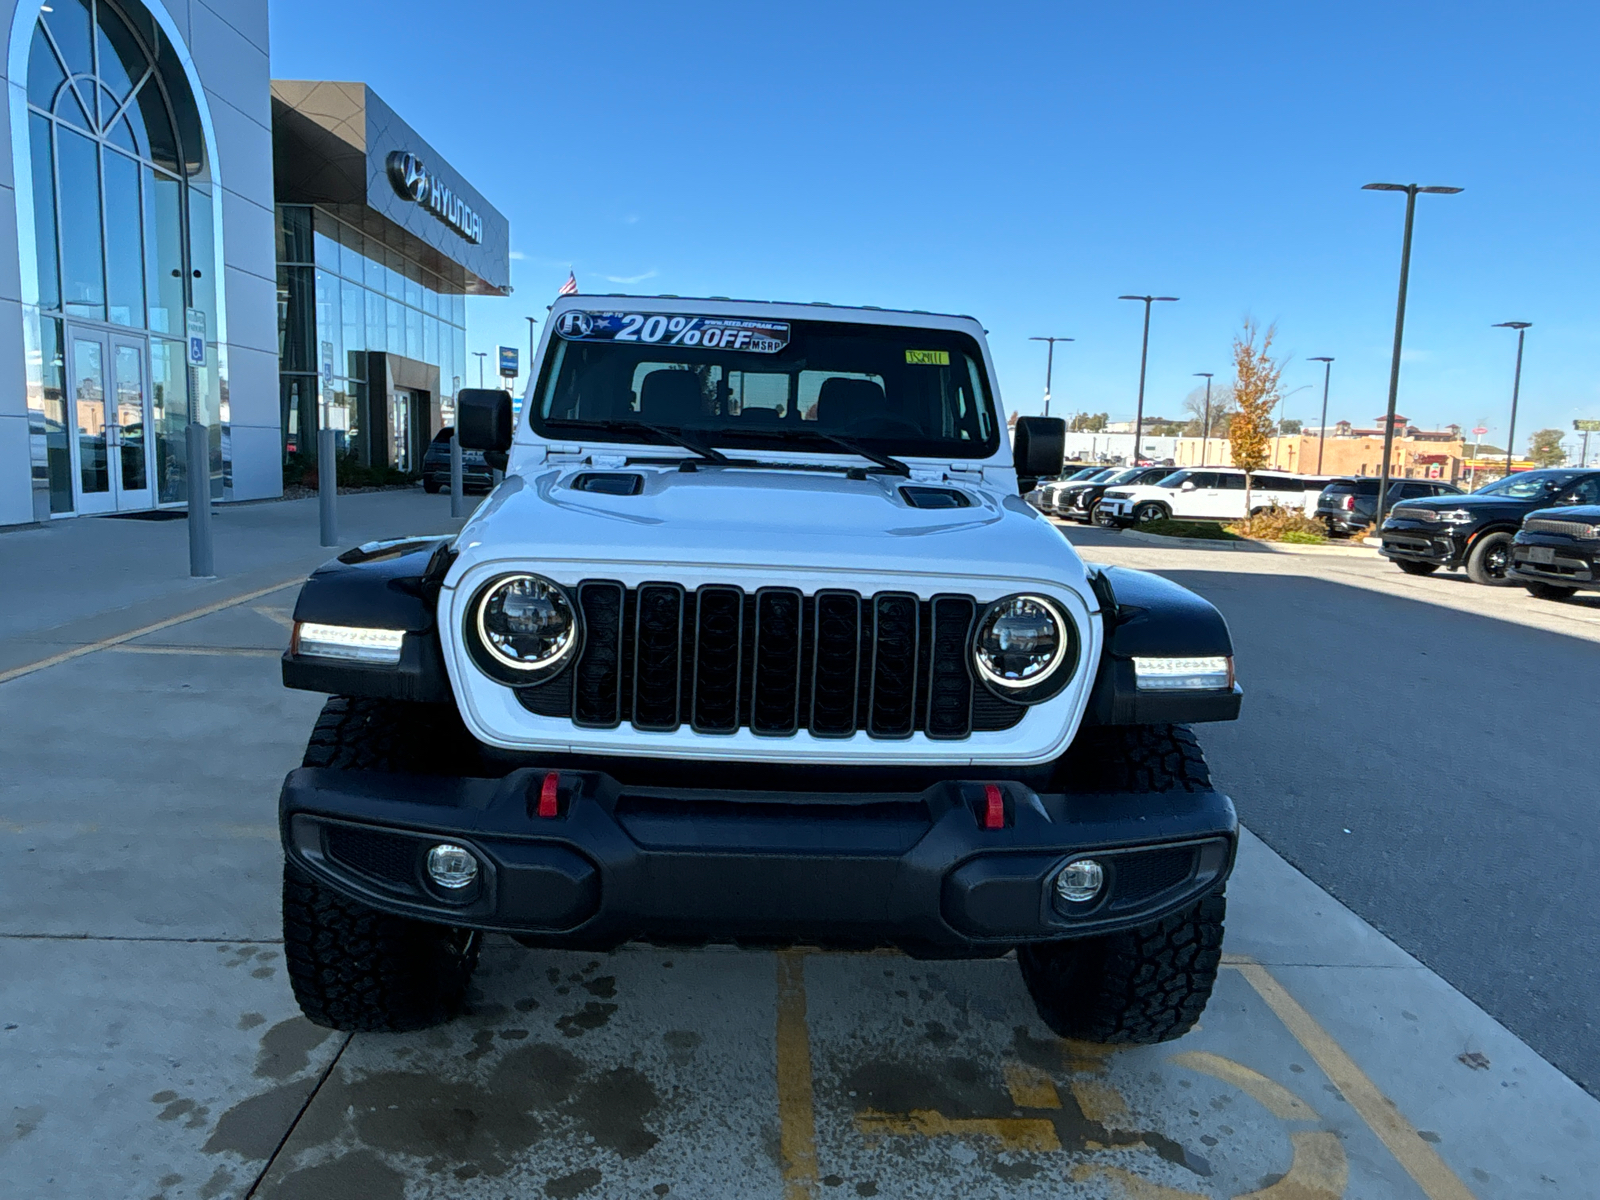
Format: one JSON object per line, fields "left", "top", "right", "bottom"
{"left": 268, "top": 0, "right": 1600, "bottom": 458}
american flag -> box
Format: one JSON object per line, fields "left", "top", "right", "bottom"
{"left": 557, "top": 271, "right": 578, "bottom": 296}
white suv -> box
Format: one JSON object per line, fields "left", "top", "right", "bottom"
{"left": 1099, "top": 468, "right": 1331, "bottom": 526}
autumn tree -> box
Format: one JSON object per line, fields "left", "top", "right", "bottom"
{"left": 1227, "top": 319, "right": 1284, "bottom": 511}
{"left": 1527, "top": 428, "right": 1567, "bottom": 467}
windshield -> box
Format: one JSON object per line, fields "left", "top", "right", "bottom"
{"left": 1104, "top": 468, "right": 1144, "bottom": 485}
{"left": 530, "top": 313, "right": 999, "bottom": 459}
{"left": 1472, "top": 471, "right": 1572, "bottom": 499}
{"left": 1066, "top": 466, "right": 1101, "bottom": 481}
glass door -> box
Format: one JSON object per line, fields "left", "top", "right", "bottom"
{"left": 66, "top": 328, "right": 153, "bottom": 513}
{"left": 389, "top": 389, "right": 413, "bottom": 472}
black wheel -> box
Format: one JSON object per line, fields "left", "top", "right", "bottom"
{"left": 283, "top": 698, "right": 483, "bottom": 1032}
{"left": 1524, "top": 581, "right": 1578, "bottom": 601}
{"left": 422, "top": 478, "right": 442, "bottom": 494}
{"left": 1466, "top": 531, "right": 1515, "bottom": 586}
{"left": 1394, "top": 559, "right": 1439, "bottom": 576}
{"left": 1092, "top": 504, "right": 1116, "bottom": 527}
{"left": 1133, "top": 502, "right": 1169, "bottom": 525}
{"left": 1020, "top": 725, "right": 1225, "bottom": 1045}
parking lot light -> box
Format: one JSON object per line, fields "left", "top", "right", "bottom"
{"left": 1308, "top": 358, "right": 1335, "bottom": 474}
{"left": 1119, "top": 296, "right": 1179, "bottom": 464}
{"left": 1493, "top": 322, "right": 1532, "bottom": 477}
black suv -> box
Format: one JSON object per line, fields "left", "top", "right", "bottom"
{"left": 1064, "top": 465, "right": 1177, "bottom": 525}
{"left": 1379, "top": 469, "right": 1600, "bottom": 585}
{"left": 1511, "top": 499, "right": 1600, "bottom": 599}
{"left": 420, "top": 427, "right": 493, "bottom": 495}
{"left": 1317, "top": 477, "right": 1461, "bottom": 536}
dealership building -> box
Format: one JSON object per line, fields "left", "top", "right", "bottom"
{"left": 0, "top": 0, "right": 508, "bottom": 528}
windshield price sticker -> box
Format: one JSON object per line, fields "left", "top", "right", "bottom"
{"left": 555, "top": 311, "right": 790, "bottom": 353}
{"left": 906, "top": 349, "right": 949, "bottom": 365}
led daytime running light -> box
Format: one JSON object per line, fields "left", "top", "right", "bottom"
{"left": 295, "top": 622, "right": 405, "bottom": 664}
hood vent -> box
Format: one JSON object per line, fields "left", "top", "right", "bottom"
{"left": 900, "top": 486, "right": 972, "bottom": 510}
{"left": 571, "top": 472, "right": 644, "bottom": 496}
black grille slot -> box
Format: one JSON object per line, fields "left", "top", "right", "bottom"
{"left": 516, "top": 583, "right": 1003, "bottom": 741}
{"left": 1112, "top": 848, "right": 1196, "bottom": 906}
{"left": 926, "top": 596, "right": 976, "bottom": 738}
{"left": 325, "top": 825, "right": 418, "bottom": 887}
{"left": 573, "top": 582, "right": 624, "bottom": 727}
{"left": 869, "top": 593, "right": 919, "bottom": 737}
{"left": 692, "top": 586, "right": 744, "bottom": 733}
{"left": 810, "top": 591, "right": 861, "bottom": 737}
{"left": 752, "top": 588, "right": 803, "bottom": 735}
{"left": 633, "top": 584, "right": 685, "bottom": 731}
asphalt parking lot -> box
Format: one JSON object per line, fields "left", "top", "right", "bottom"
{"left": 2, "top": 499, "right": 1597, "bottom": 1198}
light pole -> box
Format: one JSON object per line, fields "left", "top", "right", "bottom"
{"left": 1363, "top": 182, "right": 1463, "bottom": 524}
{"left": 473, "top": 351, "right": 487, "bottom": 389}
{"left": 1494, "top": 322, "right": 1531, "bottom": 477}
{"left": 1272, "top": 384, "right": 1310, "bottom": 469}
{"left": 1193, "top": 372, "right": 1213, "bottom": 466}
{"left": 1118, "top": 295, "right": 1178, "bottom": 464}
{"left": 1308, "top": 357, "right": 1334, "bottom": 474}
{"left": 1028, "top": 336, "right": 1073, "bottom": 417}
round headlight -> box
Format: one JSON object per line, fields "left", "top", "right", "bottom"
{"left": 474, "top": 574, "right": 578, "bottom": 673}
{"left": 973, "top": 595, "right": 1069, "bottom": 692}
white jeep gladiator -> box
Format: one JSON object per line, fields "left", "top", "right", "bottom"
{"left": 278, "top": 295, "right": 1244, "bottom": 1041}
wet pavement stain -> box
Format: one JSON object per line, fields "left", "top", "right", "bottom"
{"left": 581, "top": 975, "right": 617, "bottom": 999}
{"left": 568, "top": 1067, "right": 661, "bottom": 1158}
{"left": 544, "top": 1165, "right": 604, "bottom": 1196}
{"left": 263, "top": 1148, "right": 406, "bottom": 1200}
{"left": 255, "top": 1019, "right": 333, "bottom": 1080}
{"left": 556, "top": 1001, "right": 618, "bottom": 1037}
{"left": 202, "top": 1078, "right": 320, "bottom": 1160}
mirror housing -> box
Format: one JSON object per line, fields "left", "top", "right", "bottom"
{"left": 1180, "top": 481, "right": 1196, "bottom": 491}
{"left": 457, "top": 389, "right": 513, "bottom": 456}
{"left": 1012, "top": 416, "right": 1066, "bottom": 493}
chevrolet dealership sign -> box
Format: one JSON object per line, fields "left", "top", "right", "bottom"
{"left": 386, "top": 151, "right": 483, "bottom": 245}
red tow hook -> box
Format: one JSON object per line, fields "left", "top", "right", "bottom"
{"left": 537, "top": 771, "right": 561, "bottom": 819}
{"left": 982, "top": 784, "right": 1006, "bottom": 830}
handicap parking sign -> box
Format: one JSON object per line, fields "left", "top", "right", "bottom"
{"left": 185, "top": 308, "right": 207, "bottom": 367}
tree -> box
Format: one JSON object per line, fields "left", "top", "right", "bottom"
{"left": 1070, "top": 412, "right": 1109, "bottom": 433}
{"left": 1181, "top": 383, "right": 1237, "bottom": 438}
{"left": 1527, "top": 428, "right": 1567, "bottom": 468}
{"left": 1227, "top": 319, "right": 1283, "bottom": 511}
{"left": 1279, "top": 418, "right": 1303, "bottom": 435}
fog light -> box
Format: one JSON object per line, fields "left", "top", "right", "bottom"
{"left": 426, "top": 843, "right": 478, "bottom": 889}
{"left": 1054, "top": 858, "right": 1104, "bottom": 905}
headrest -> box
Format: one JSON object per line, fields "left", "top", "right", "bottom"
{"left": 816, "top": 377, "right": 887, "bottom": 428}
{"left": 739, "top": 408, "right": 782, "bottom": 424}
{"left": 638, "top": 370, "right": 704, "bottom": 425}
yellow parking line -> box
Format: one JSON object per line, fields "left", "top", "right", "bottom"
{"left": 0, "top": 580, "right": 301, "bottom": 686}
{"left": 1171, "top": 1050, "right": 1318, "bottom": 1121}
{"left": 1229, "top": 958, "right": 1478, "bottom": 1200}
{"left": 775, "top": 950, "right": 819, "bottom": 1200}
{"left": 104, "top": 644, "right": 281, "bottom": 657}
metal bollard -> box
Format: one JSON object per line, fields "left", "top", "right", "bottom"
{"left": 318, "top": 426, "right": 338, "bottom": 547}
{"left": 450, "top": 431, "right": 464, "bottom": 518}
{"left": 185, "top": 421, "right": 214, "bottom": 577}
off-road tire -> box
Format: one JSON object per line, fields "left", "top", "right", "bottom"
{"left": 1524, "top": 581, "right": 1578, "bottom": 601}
{"left": 284, "top": 697, "right": 482, "bottom": 1032}
{"left": 1466, "top": 531, "right": 1515, "bottom": 586}
{"left": 1395, "top": 559, "right": 1439, "bottom": 576}
{"left": 1134, "top": 502, "right": 1169, "bottom": 525}
{"left": 1021, "top": 724, "right": 1225, "bottom": 1044}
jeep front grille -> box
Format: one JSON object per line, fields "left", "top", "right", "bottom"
{"left": 516, "top": 583, "right": 1025, "bottom": 740}
{"left": 1524, "top": 518, "right": 1600, "bottom": 540}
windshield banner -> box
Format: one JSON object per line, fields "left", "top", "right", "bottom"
{"left": 553, "top": 310, "right": 791, "bottom": 353}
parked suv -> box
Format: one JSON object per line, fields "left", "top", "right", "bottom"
{"left": 1378, "top": 470, "right": 1600, "bottom": 584}
{"left": 1098, "top": 468, "right": 1325, "bottom": 526}
{"left": 1035, "top": 466, "right": 1108, "bottom": 515}
{"left": 1317, "top": 477, "right": 1462, "bottom": 537}
{"left": 1063, "top": 465, "right": 1177, "bottom": 524}
{"left": 420, "top": 427, "right": 493, "bottom": 495}
{"left": 277, "top": 296, "right": 1243, "bottom": 1044}
{"left": 1510, "top": 497, "right": 1600, "bottom": 599}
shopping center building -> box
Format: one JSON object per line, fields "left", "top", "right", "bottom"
{"left": 0, "top": 0, "right": 508, "bottom": 527}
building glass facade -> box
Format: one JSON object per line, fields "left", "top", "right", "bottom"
{"left": 276, "top": 205, "right": 467, "bottom": 479}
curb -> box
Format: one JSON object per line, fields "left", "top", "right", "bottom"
{"left": 1113, "top": 529, "right": 1382, "bottom": 556}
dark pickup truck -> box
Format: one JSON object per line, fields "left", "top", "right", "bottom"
{"left": 1378, "top": 470, "right": 1600, "bottom": 585}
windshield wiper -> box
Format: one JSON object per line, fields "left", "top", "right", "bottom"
{"left": 753, "top": 428, "right": 911, "bottom": 476}
{"left": 545, "top": 418, "right": 728, "bottom": 464}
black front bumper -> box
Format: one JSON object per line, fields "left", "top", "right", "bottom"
{"left": 281, "top": 766, "right": 1236, "bottom": 956}
{"left": 1378, "top": 523, "right": 1465, "bottom": 566}
{"left": 1511, "top": 536, "right": 1600, "bottom": 588}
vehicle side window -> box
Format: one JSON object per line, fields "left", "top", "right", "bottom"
{"left": 1219, "top": 474, "right": 1246, "bottom": 490}
{"left": 1254, "top": 474, "right": 1291, "bottom": 490}
{"left": 1399, "top": 482, "right": 1430, "bottom": 498}
{"left": 1555, "top": 477, "right": 1600, "bottom": 506}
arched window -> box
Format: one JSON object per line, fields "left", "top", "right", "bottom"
{"left": 26, "top": 0, "right": 206, "bottom": 331}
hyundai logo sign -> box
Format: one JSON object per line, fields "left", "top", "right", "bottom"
{"left": 385, "top": 151, "right": 483, "bottom": 245}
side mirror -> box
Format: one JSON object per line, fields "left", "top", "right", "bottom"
{"left": 1180, "top": 481, "right": 1196, "bottom": 491}
{"left": 457, "top": 389, "right": 513, "bottom": 457}
{"left": 1012, "top": 416, "right": 1066, "bottom": 493}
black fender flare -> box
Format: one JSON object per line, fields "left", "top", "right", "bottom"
{"left": 1083, "top": 566, "right": 1242, "bottom": 725}
{"left": 282, "top": 537, "right": 456, "bottom": 703}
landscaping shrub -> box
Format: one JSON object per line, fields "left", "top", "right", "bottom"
{"left": 1226, "top": 506, "right": 1327, "bottom": 543}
